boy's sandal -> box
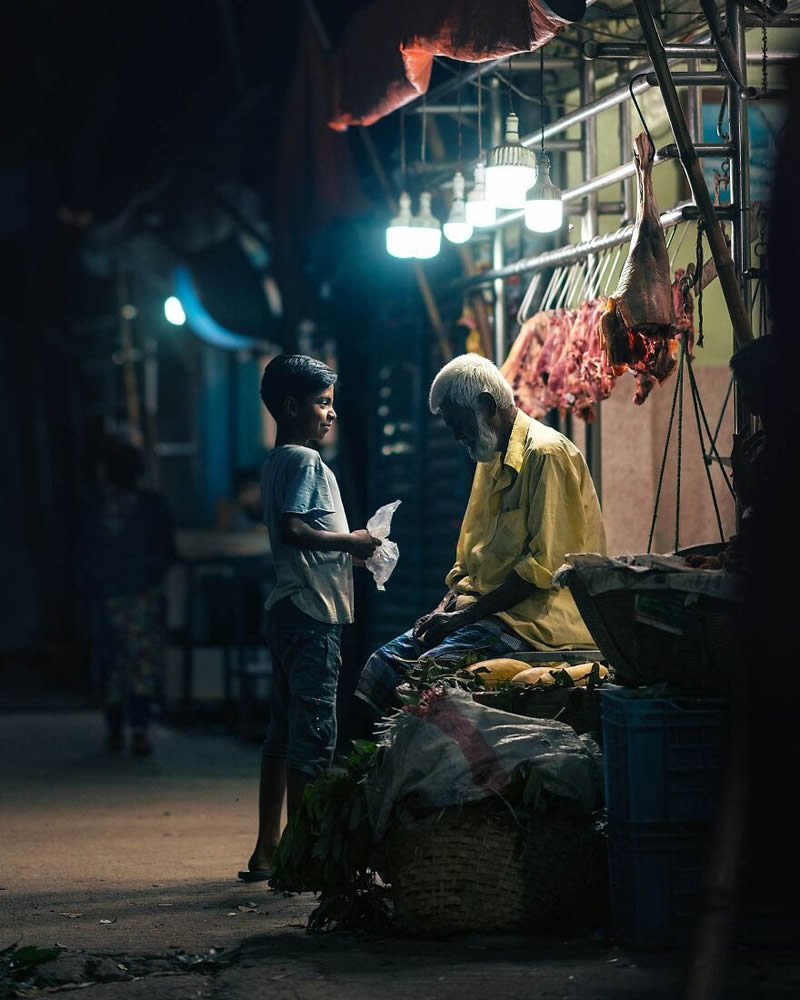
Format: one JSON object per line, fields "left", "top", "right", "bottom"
{"left": 237, "top": 869, "right": 272, "bottom": 882}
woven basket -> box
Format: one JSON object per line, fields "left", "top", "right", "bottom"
{"left": 387, "top": 805, "right": 602, "bottom": 936}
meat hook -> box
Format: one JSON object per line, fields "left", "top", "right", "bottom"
{"left": 516, "top": 272, "right": 543, "bottom": 325}
{"left": 669, "top": 221, "right": 692, "bottom": 270}
{"left": 590, "top": 248, "right": 613, "bottom": 300}
{"left": 541, "top": 266, "right": 564, "bottom": 312}
{"left": 602, "top": 244, "right": 625, "bottom": 297}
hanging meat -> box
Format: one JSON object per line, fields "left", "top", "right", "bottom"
{"left": 503, "top": 299, "right": 616, "bottom": 422}
{"left": 600, "top": 132, "right": 676, "bottom": 372}
{"left": 502, "top": 271, "right": 695, "bottom": 421}
{"left": 501, "top": 132, "right": 697, "bottom": 421}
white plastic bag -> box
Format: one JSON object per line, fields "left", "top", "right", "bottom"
{"left": 363, "top": 688, "right": 602, "bottom": 839}
{"left": 365, "top": 500, "right": 401, "bottom": 591}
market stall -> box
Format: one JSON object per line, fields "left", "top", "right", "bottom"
{"left": 274, "top": 0, "right": 793, "bottom": 971}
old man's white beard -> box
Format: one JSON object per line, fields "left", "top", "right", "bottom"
{"left": 468, "top": 412, "right": 500, "bottom": 463}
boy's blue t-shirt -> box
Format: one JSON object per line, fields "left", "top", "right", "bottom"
{"left": 262, "top": 445, "right": 353, "bottom": 625}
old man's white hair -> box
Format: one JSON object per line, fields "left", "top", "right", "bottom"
{"left": 429, "top": 354, "right": 514, "bottom": 414}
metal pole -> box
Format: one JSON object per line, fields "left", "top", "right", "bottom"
{"left": 484, "top": 143, "right": 732, "bottom": 231}
{"left": 631, "top": 0, "right": 753, "bottom": 348}
{"left": 619, "top": 93, "right": 634, "bottom": 220}
{"left": 459, "top": 202, "right": 735, "bottom": 285}
{"left": 580, "top": 37, "right": 601, "bottom": 497}
{"left": 727, "top": 0, "right": 753, "bottom": 445}
{"left": 490, "top": 77, "right": 505, "bottom": 365}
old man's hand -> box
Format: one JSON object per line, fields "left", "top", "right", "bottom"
{"left": 417, "top": 609, "right": 474, "bottom": 649}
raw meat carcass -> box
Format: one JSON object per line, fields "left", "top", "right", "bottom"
{"left": 501, "top": 312, "right": 550, "bottom": 419}
{"left": 503, "top": 298, "right": 617, "bottom": 423}
{"left": 600, "top": 133, "right": 675, "bottom": 368}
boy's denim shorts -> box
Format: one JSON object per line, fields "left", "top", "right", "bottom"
{"left": 263, "top": 597, "right": 342, "bottom": 777}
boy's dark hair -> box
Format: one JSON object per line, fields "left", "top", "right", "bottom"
{"left": 260, "top": 355, "right": 337, "bottom": 421}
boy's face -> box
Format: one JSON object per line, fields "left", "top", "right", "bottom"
{"left": 287, "top": 385, "right": 336, "bottom": 443}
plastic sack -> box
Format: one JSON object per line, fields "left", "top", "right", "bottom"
{"left": 365, "top": 500, "right": 401, "bottom": 591}
{"left": 363, "top": 688, "right": 602, "bottom": 839}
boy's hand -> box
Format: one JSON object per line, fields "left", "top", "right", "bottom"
{"left": 348, "top": 530, "right": 382, "bottom": 560}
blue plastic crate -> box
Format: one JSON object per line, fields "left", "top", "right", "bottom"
{"left": 601, "top": 688, "right": 727, "bottom": 825}
{"left": 608, "top": 821, "right": 711, "bottom": 949}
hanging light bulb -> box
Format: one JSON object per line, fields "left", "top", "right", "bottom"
{"left": 408, "top": 99, "right": 440, "bottom": 258}
{"left": 386, "top": 191, "right": 416, "bottom": 258}
{"left": 466, "top": 161, "right": 496, "bottom": 228}
{"left": 444, "top": 171, "right": 473, "bottom": 244}
{"left": 386, "top": 112, "right": 417, "bottom": 258}
{"left": 466, "top": 68, "right": 495, "bottom": 228}
{"left": 485, "top": 111, "right": 536, "bottom": 209}
{"left": 525, "top": 153, "right": 564, "bottom": 233}
{"left": 525, "top": 47, "right": 564, "bottom": 233}
{"left": 410, "top": 191, "right": 442, "bottom": 258}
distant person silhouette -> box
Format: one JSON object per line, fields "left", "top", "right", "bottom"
{"left": 79, "top": 439, "right": 176, "bottom": 755}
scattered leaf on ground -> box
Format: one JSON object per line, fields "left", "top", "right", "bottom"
{"left": 236, "top": 905, "right": 256, "bottom": 913}
{"left": 157, "top": 903, "right": 173, "bottom": 907}
{"left": 99, "top": 919, "right": 117, "bottom": 925}
{"left": 59, "top": 913, "right": 83, "bottom": 919}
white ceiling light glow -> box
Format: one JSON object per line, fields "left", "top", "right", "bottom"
{"left": 466, "top": 161, "right": 496, "bottom": 228}
{"left": 444, "top": 171, "right": 473, "bottom": 244}
{"left": 525, "top": 46, "right": 564, "bottom": 234}
{"left": 410, "top": 192, "right": 442, "bottom": 258}
{"left": 485, "top": 111, "right": 536, "bottom": 210}
{"left": 386, "top": 191, "right": 415, "bottom": 258}
{"left": 525, "top": 153, "right": 564, "bottom": 233}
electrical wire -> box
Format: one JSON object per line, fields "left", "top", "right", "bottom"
{"left": 421, "top": 93, "right": 427, "bottom": 165}
{"left": 477, "top": 63, "right": 483, "bottom": 159}
{"left": 490, "top": 70, "right": 544, "bottom": 104}
{"left": 540, "top": 46, "right": 546, "bottom": 157}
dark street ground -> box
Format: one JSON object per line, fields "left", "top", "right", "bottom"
{"left": 1, "top": 710, "right": 797, "bottom": 998}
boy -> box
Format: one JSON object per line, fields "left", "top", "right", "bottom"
{"left": 239, "top": 355, "right": 380, "bottom": 882}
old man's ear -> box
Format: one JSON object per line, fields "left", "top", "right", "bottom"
{"left": 477, "top": 391, "right": 498, "bottom": 417}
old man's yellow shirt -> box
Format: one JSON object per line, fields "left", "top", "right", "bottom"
{"left": 447, "top": 409, "right": 606, "bottom": 649}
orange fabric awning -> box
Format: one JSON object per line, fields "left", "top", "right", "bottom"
{"left": 328, "top": 0, "right": 577, "bottom": 131}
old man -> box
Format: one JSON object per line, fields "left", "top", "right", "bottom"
{"left": 354, "top": 354, "right": 606, "bottom": 723}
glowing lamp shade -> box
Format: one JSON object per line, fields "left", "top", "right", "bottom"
{"left": 410, "top": 191, "right": 441, "bottom": 259}
{"left": 164, "top": 296, "right": 186, "bottom": 325}
{"left": 386, "top": 191, "right": 415, "bottom": 258}
{"left": 485, "top": 113, "right": 536, "bottom": 210}
{"left": 466, "top": 162, "right": 496, "bottom": 227}
{"left": 524, "top": 153, "right": 564, "bottom": 234}
{"left": 443, "top": 171, "right": 473, "bottom": 244}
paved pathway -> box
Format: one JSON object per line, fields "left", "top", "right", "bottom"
{"left": 1, "top": 712, "right": 795, "bottom": 998}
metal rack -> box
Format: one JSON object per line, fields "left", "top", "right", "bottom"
{"left": 383, "top": 3, "right": 794, "bottom": 498}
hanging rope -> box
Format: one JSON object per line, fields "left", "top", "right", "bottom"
{"left": 675, "top": 338, "right": 685, "bottom": 552}
{"left": 648, "top": 352, "right": 684, "bottom": 553}
{"left": 685, "top": 355, "right": 736, "bottom": 498}
{"left": 711, "top": 373, "right": 734, "bottom": 453}
{"left": 686, "top": 343, "right": 726, "bottom": 541}
{"left": 629, "top": 74, "right": 655, "bottom": 152}
{"left": 694, "top": 220, "right": 705, "bottom": 348}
